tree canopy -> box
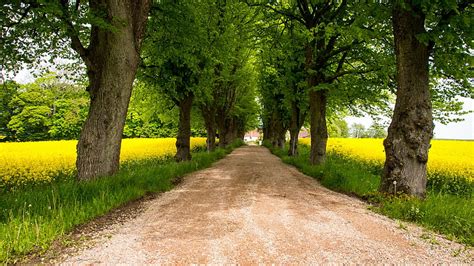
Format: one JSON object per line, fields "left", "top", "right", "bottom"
{"left": 1, "top": 0, "right": 472, "bottom": 196}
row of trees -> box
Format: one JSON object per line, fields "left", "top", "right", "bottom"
{"left": 2, "top": 0, "right": 258, "bottom": 179}
{"left": 0, "top": 75, "right": 88, "bottom": 141}
{"left": 139, "top": 0, "right": 258, "bottom": 160}
{"left": 0, "top": 72, "right": 381, "bottom": 142}
{"left": 0, "top": 74, "right": 210, "bottom": 141}
{"left": 1, "top": 1, "right": 472, "bottom": 198}
{"left": 250, "top": 0, "right": 472, "bottom": 197}
{"left": 350, "top": 123, "right": 386, "bottom": 139}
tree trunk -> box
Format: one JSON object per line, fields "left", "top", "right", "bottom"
{"left": 380, "top": 3, "right": 432, "bottom": 198}
{"left": 276, "top": 130, "right": 286, "bottom": 149}
{"left": 217, "top": 117, "right": 227, "bottom": 148}
{"left": 309, "top": 89, "right": 328, "bottom": 165}
{"left": 175, "top": 94, "right": 194, "bottom": 162}
{"left": 201, "top": 106, "right": 216, "bottom": 152}
{"left": 217, "top": 116, "right": 235, "bottom": 148}
{"left": 206, "top": 125, "right": 216, "bottom": 152}
{"left": 305, "top": 40, "right": 328, "bottom": 165}
{"left": 235, "top": 118, "right": 246, "bottom": 141}
{"left": 76, "top": 0, "right": 150, "bottom": 180}
{"left": 288, "top": 128, "right": 299, "bottom": 156}
{"left": 262, "top": 125, "right": 269, "bottom": 143}
{"left": 228, "top": 118, "right": 238, "bottom": 144}
{"left": 288, "top": 101, "right": 306, "bottom": 156}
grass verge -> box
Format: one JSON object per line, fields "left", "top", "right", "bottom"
{"left": 267, "top": 143, "right": 473, "bottom": 246}
{"left": 0, "top": 141, "right": 242, "bottom": 263}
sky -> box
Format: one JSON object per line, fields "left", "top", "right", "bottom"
{"left": 13, "top": 69, "right": 474, "bottom": 140}
{"left": 346, "top": 97, "right": 474, "bottom": 140}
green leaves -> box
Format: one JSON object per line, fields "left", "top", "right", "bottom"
{"left": 2, "top": 73, "right": 89, "bottom": 141}
{"left": 140, "top": 0, "right": 209, "bottom": 102}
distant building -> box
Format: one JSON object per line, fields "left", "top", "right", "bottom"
{"left": 299, "top": 127, "right": 310, "bottom": 138}
{"left": 244, "top": 130, "right": 260, "bottom": 142}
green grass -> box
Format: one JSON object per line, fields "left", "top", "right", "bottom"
{"left": 268, "top": 143, "right": 474, "bottom": 246}
{"left": 0, "top": 141, "right": 242, "bottom": 263}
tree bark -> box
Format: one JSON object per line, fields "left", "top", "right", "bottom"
{"left": 76, "top": 0, "right": 150, "bottom": 180}
{"left": 274, "top": 114, "right": 287, "bottom": 149}
{"left": 262, "top": 124, "right": 270, "bottom": 143}
{"left": 205, "top": 124, "right": 216, "bottom": 152}
{"left": 201, "top": 106, "right": 216, "bottom": 152}
{"left": 305, "top": 41, "right": 329, "bottom": 165}
{"left": 309, "top": 89, "right": 328, "bottom": 165}
{"left": 175, "top": 94, "right": 194, "bottom": 162}
{"left": 276, "top": 130, "right": 286, "bottom": 149}
{"left": 380, "top": 3, "right": 433, "bottom": 198}
{"left": 217, "top": 116, "right": 236, "bottom": 148}
{"left": 288, "top": 100, "right": 306, "bottom": 156}
{"left": 217, "top": 117, "right": 228, "bottom": 148}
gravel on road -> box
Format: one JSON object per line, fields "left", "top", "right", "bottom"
{"left": 63, "top": 145, "right": 473, "bottom": 264}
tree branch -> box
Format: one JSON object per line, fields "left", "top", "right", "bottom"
{"left": 298, "top": 0, "right": 311, "bottom": 20}
{"left": 312, "top": 1, "right": 332, "bottom": 25}
{"left": 131, "top": 0, "right": 151, "bottom": 51}
{"left": 4, "top": 3, "right": 36, "bottom": 28}
{"left": 328, "top": 39, "right": 363, "bottom": 58}
{"left": 243, "top": 0, "right": 306, "bottom": 25}
{"left": 325, "top": 67, "right": 379, "bottom": 83}
{"left": 58, "top": 1, "right": 91, "bottom": 68}
{"left": 335, "top": 51, "right": 348, "bottom": 74}
{"left": 328, "top": 0, "right": 348, "bottom": 22}
{"left": 428, "top": 1, "right": 470, "bottom": 51}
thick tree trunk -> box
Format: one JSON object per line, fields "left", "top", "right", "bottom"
{"left": 206, "top": 126, "right": 216, "bottom": 152}
{"left": 237, "top": 129, "right": 245, "bottom": 141}
{"left": 175, "top": 94, "right": 194, "bottom": 162}
{"left": 288, "top": 101, "right": 306, "bottom": 156}
{"left": 77, "top": 67, "right": 135, "bottom": 179}
{"left": 276, "top": 130, "right": 286, "bottom": 149}
{"left": 228, "top": 118, "right": 238, "bottom": 145}
{"left": 201, "top": 106, "right": 216, "bottom": 152}
{"left": 262, "top": 125, "right": 269, "bottom": 142}
{"left": 235, "top": 118, "right": 246, "bottom": 141}
{"left": 217, "top": 117, "right": 230, "bottom": 148}
{"left": 268, "top": 110, "right": 286, "bottom": 149}
{"left": 270, "top": 114, "right": 278, "bottom": 148}
{"left": 380, "top": 4, "right": 433, "bottom": 198}
{"left": 309, "top": 89, "right": 328, "bottom": 165}
{"left": 288, "top": 129, "right": 299, "bottom": 156}
{"left": 76, "top": 0, "right": 150, "bottom": 180}
{"left": 217, "top": 116, "right": 240, "bottom": 148}
{"left": 305, "top": 41, "right": 328, "bottom": 165}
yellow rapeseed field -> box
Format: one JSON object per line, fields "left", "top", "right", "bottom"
{"left": 300, "top": 138, "right": 474, "bottom": 180}
{"left": 0, "top": 138, "right": 206, "bottom": 187}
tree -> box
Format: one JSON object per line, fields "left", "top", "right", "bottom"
{"left": 258, "top": 57, "right": 291, "bottom": 149}
{"left": 4, "top": 74, "right": 88, "bottom": 141}
{"left": 349, "top": 123, "right": 366, "bottom": 139}
{"left": 279, "top": 23, "right": 308, "bottom": 155}
{"left": 256, "top": 16, "right": 305, "bottom": 152}
{"left": 140, "top": 0, "right": 208, "bottom": 161}
{"left": 0, "top": 81, "right": 19, "bottom": 141}
{"left": 193, "top": 0, "right": 259, "bottom": 150}
{"left": 328, "top": 118, "right": 349, "bottom": 138}
{"left": 2, "top": 1, "right": 151, "bottom": 179}
{"left": 367, "top": 122, "right": 386, "bottom": 138}
{"left": 247, "top": 1, "right": 388, "bottom": 164}
{"left": 380, "top": 0, "right": 472, "bottom": 197}
{"left": 124, "top": 82, "right": 180, "bottom": 139}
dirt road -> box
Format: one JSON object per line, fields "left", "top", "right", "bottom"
{"left": 63, "top": 146, "right": 472, "bottom": 264}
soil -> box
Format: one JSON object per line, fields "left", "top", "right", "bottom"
{"left": 59, "top": 146, "right": 472, "bottom": 264}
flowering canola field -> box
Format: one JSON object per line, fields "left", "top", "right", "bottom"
{"left": 0, "top": 138, "right": 207, "bottom": 187}
{"left": 300, "top": 138, "right": 474, "bottom": 180}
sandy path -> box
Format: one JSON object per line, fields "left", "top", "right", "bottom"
{"left": 63, "top": 146, "right": 472, "bottom": 264}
